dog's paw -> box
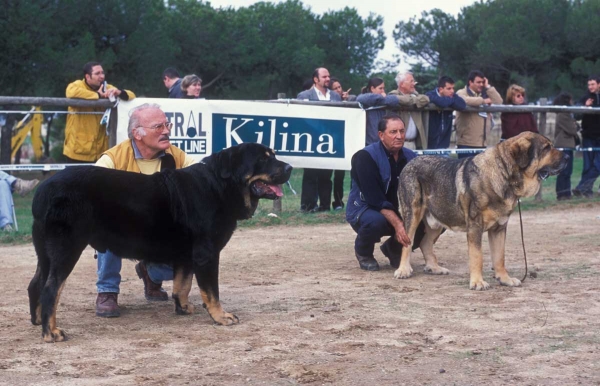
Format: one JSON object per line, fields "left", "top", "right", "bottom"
{"left": 212, "top": 312, "right": 239, "bottom": 326}
{"left": 497, "top": 276, "right": 521, "bottom": 287}
{"left": 424, "top": 265, "right": 449, "bottom": 275}
{"left": 43, "top": 327, "right": 67, "bottom": 343}
{"left": 394, "top": 265, "right": 413, "bottom": 279}
{"left": 469, "top": 279, "right": 490, "bottom": 291}
{"left": 175, "top": 303, "right": 195, "bottom": 315}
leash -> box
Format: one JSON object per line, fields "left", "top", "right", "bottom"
{"left": 517, "top": 199, "right": 527, "bottom": 282}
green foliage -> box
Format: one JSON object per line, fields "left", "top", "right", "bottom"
{"left": 393, "top": 0, "right": 599, "bottom": 100}
{"left": 0, "top": 0, "right": 385, "bottom": 100}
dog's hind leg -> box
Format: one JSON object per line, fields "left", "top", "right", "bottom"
{"left": 172, "top": 260, "right": 195, "bottom": 315}
{"left": 489, "top": 226, "right": 521, "bottom": 287}
{"left": 39, "top": 236, "right": 87, "bottom": 343}
{"left": 194, "top": 252, "right": 239, "bottom": 326}
{"left": 420, "top": 222, "right": 449, "bottom": 275}
{"left": 28, "top": 220, "right": 49, "bottom": 325}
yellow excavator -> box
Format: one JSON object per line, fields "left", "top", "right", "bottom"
{"left": 10, "top": 106, "right": 45, "bottom": 162}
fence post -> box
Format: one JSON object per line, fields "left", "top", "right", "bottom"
{"left": 272, "top": 93, "right": 287, "bottom": 214}
{"left": 534, "top": 99, "right": 547, "bottom": 202}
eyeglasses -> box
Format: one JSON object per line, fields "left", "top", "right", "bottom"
{"left": 140, "top": 122, "right": 173, "bottom": 131}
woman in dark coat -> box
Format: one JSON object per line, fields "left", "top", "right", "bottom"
{"left": 500, "top": 84, "right": 538, "bottom": 140}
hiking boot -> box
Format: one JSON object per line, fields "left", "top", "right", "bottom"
{"left": 380, "top": 238, "right": 401, "bottom": 269}
{"left": 135, "top": 262, "right": 168, "bottom": 301}
{"left": 96, "top": 293, "right": 120, "bottom": 317}
{"left": 13, "top": 178, "right": 39, "bottom": 197}
{"left": 355, "top": 252, "right": 379, "bottom": 271}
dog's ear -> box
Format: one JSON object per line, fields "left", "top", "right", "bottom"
{"left": 510, "top": 137, "right": 534, "bottom": 169}
{"left": 214, "top": 149, "right": 233, "bottom": 179}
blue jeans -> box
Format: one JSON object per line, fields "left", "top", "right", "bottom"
{"left": 96, "top": 249, "right": 174, "bottom": 293}
{"left": 575, "top": 137, "right": 600, "bottom": 195}
{"left": 556, "top": 150, "right": 573, "bottom": 198}
{"left": 350, "top": 208, "right": 425, "bottom": 256}
{"left": 0, "top": 172, "right": 17, "bottom": 228}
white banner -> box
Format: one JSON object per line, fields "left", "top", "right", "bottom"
{"left": 116, "top": 98, "right": 365, "bottom": 170}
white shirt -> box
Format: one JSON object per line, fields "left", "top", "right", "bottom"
{"left": 315, "top": 87, "right": 331, "bottom": 101}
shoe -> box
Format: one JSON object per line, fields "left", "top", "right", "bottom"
{"left": 135, "top": 262, "right": 168, "bottom": 301}
{"left": 13, "top": 178, "right": 39, "bottom": 197}
{"left": 2, "top": 224, "right": 14, "bottom": 232}
{"left": 333, "top": 205, "right": 344, "bottom": 211}
{"left": 355, "top": 252, "right": 379, "bottom": 271}
{"left": 556, "top": 195, "right": 572, "bottom": 201}
{"left": 572, "top": 188, "right": 592, "bottom": 199}
{"left": 96, "top": 293, "right": 120, "bottom": 317}
{"left": 380, "top": 239, "right": 401, "bottom": 269}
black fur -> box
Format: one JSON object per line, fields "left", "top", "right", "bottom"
{"left": 28, "top": 143, "right": 292, "bottom": 341}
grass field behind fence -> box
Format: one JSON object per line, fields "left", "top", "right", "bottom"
{"left": 2, "top": 155, "right": 599, "bottom": 245}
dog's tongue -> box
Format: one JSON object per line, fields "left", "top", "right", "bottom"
{"left": 267, "top": 183, "right": 283, "bottom": 197}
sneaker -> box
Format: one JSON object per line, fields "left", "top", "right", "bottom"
{"left": 2, "top": 224, "right": 14, "bottom": 232}
{"left": 96, "top": 293, "right": 120, "bottom": 317}
{"left": 13, "top": 178, "right": 39, "bottom": 197}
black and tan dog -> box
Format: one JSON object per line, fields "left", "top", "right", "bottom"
{"left": 395, "top": 132, "right": 568, "bottom": 290}
{"left": 28, "top": 143, "right": 292, "bottom": 342}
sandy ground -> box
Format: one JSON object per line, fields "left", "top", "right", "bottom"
{"left": 1, "top": 204, "right": 600, "bottom": 385}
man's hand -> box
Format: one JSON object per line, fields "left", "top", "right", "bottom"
{"left": 483, "top": 77, "right": 490, "bottom": 89}
{"left": 380, "top": 208, "right": 411, "bottom": 247}
{"left": 586, "top": 98, "right": 594, "bottom": 106}
{"left": 483, "top": 97, "right": 492, "bottom": 105}
{"left": 341, "top": 88, "right": 351, "bottom": 100}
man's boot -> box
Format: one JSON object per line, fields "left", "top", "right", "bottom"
{"left": 355, "top": 252, "right": 379, "bottom": 271}
{"left": 135, "top": 262, "right": 169, "bottom": 301}
{"left": 380, "top": 237, "right": 402, "bottom": 269}
{"left": 96, "top": 293, "right": 120, "bottom": 317}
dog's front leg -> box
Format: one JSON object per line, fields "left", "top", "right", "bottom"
{"left": 194, "top": 252, "right": 239, "bottom": 326}
{"left": 488, "top": 226, "right": 521, "bottom": 287}
{"left": 172, "top": 261, "right": 195, "bottom": 315}
{"left": 467, "top": 226, "right": 489, "bottom": 290}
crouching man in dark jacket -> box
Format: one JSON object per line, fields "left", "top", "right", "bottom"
{"left": 346, "top": 114, "right": 425, "bottom": 271}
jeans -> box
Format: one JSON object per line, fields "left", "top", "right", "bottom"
{"left": 555, "top": 150, "right": 573, "bottom": 198}
{"left": 350, "top": 208, "right": 425, "bottom": 256}
{"left": 0, "top": 172, "right": 16, "bottom": 228}
{"left": 332, "top": 170, "right": 345, "bottom": 209}
{"left": 96, "top": 249, "right": 174, "bottom": 293}
{"left": 575, "top": 137, "right": 600, "bottom": 195}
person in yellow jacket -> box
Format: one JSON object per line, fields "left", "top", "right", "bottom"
{"left": 63, "top": 61, "right": 136, "bottom": 162}
{"left": 94, "top": 103, "right": 196, "bottom": 317}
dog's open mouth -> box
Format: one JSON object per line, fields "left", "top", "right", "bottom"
{"left": 251, "top": 180, "right": 284, "bottom": 199}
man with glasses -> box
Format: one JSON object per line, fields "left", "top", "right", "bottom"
{"left": 64, "top": 61, "right": 136, "bottom": 163}
{"left": 94, "top": 103, "right": 196, "bottom": 318}
{"left": 455, "top": 70, "right": 502, "bottom": 159}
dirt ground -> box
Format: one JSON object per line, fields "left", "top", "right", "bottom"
{"left": 1, "top": 204, "right": 600, "bottom": 385}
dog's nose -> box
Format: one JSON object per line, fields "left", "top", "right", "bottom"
{"left": 284, "top": 164, "right": 293, "bottom": 174}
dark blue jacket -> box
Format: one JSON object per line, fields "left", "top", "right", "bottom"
{"left": 346, "top": 141, "right": 417, "bottom": 225}
{"left": 425, "top": 89, "right": 466, "bottom": 149}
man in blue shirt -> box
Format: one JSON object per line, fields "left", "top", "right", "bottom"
{"left": 426, "top": 76, "right": 466, "bottom": 150}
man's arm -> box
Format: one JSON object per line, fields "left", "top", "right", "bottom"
{"left": 356, "top": 93, "right": 400, "bottom": 108}
{"left": 485, "top": 86, "right": 503, "bottom": 105}
{"left": 95, "top": 155, "right": 115, "bottom": 169}
{"left": 66, "top": 80, "right": 100, "bottom": 99}
{"left": 380, "top": 209, "right": 411, "bottom": 247}
{"left": 427, "top": 90, "right": 457, "bottom": 108}
{"left": 106, "top": 84, "right": 136, "bottom": 101}
{"left": 395, "top": 93, "right": 430, "bottom": 108}
{"left": 456, "top": 88, "right": 484, "bottom": 107}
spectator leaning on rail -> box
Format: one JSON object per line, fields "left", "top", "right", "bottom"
{"left": 0, "top": 172, "right": 39, "bottom": 231}
{"left": 500, "top": 84, "right": 538, "bottom": 140}
{"left": 455, "top": 70, "right": 502, "bottom": 159}
{"left": 346, "top": 114, "right": 426, "bottom": 271}
{"left": 180, "top": 74, "right": 203, "bottom": 99}
{"left": 572, "top": 75, "right": 600, "bottom": 199}
{"left": 296, "top": 67, "right": 341, "bottom": 212}
{"left": 425, "top": 76, "right": 466, "bottom": 149}
{"left": 553, "top": 92, "right": 579, "bottom": 201}
{"left": 94, "top": 103, "right": 196, "bottom": 318}
{"left": 63, "top": 62, "right": 136, "bottom": 163}
{"left": 162, "top": 67, "right": 184, "bottom": 99}
{"left": 355, "top": 77, "right": 390, "bottom": 145}
{"left": 356, "top": 72, "right": 430, "bottom": 149}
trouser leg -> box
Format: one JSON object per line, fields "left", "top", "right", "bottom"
{"left": 300, "top": 168, "right": 319, "bottom": 211}
{"left": 96, "top": 249, "right": 122, "bottom": 293}
{"left": 332, "top": 170, "right": 345, "bottom": 209}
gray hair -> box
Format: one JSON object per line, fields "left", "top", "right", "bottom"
{"left": 127, "top": 103, "right": 162, "bottom": 139}
{"left": 395, "top": 72, "right": 413, "bottom": 87}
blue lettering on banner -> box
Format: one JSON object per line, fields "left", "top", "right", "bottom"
{"left": 212, "top": 114, "right": 345, "bottom": 157}
{"left": 165, "top": 111, "right": 207, "bottom": 155}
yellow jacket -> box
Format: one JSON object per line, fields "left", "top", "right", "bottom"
{"left": 63, "top": 79, "right": 135, "bottom": 162}
{"left": 100, "top": 139, "right": 192, "bottom": 174}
